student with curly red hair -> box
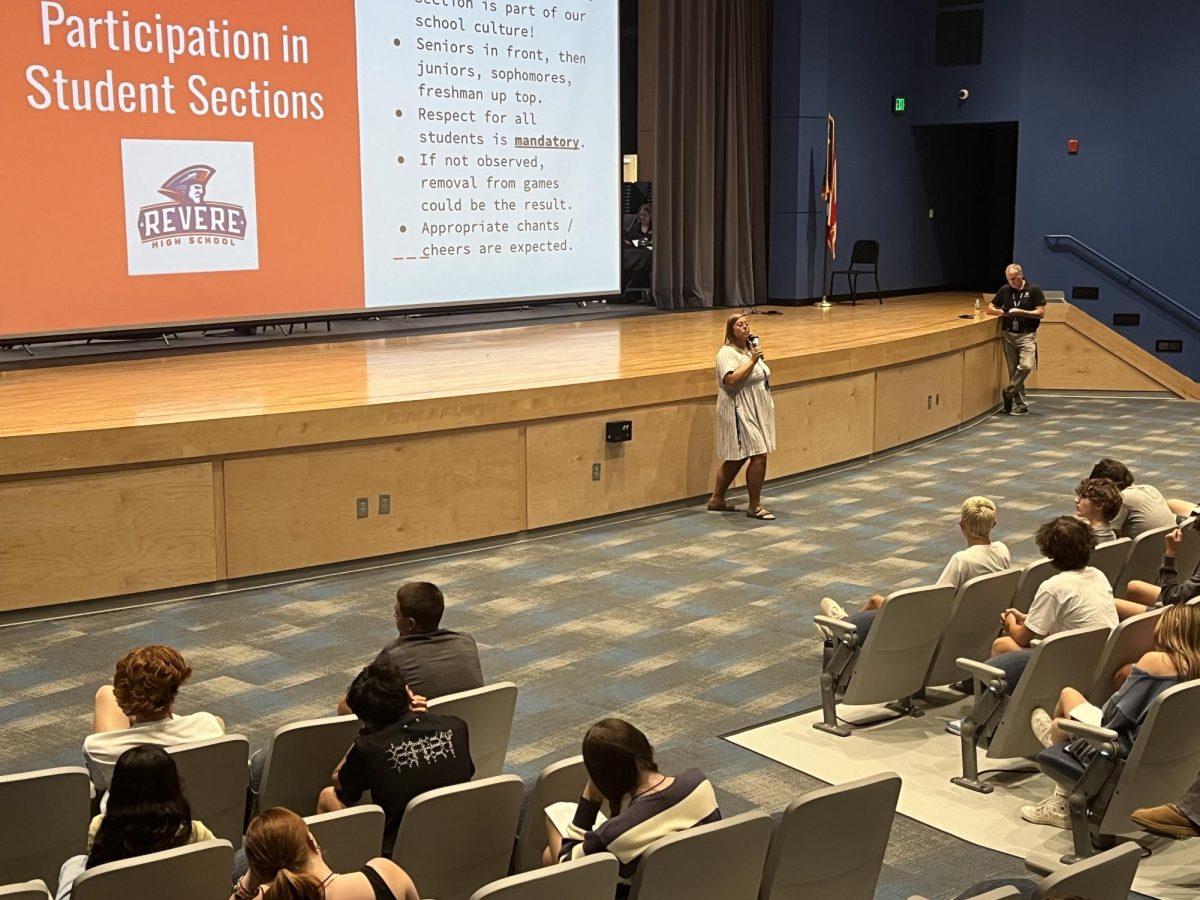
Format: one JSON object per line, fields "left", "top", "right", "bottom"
{"left": 84, "top": 645, "right": 225, "bottom": 791}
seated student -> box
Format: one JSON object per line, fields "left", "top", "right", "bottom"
{"left": 544, "top": 718, "right": 721, "bottom": 892}
{"left": 320, "top": 660, "right": 473, "bottom": 856}
{"left": 987, "top": 516, "right": 1117, "bottom": 693}
{"left": 233, "top": 807, "right": 419, "bottom": 900}
{"left": 1088, "top": 457, "right": 1176, "bottom": 538}
{"left": 1020, "top": 604, "right": 1200, "bottom": 828}
{"left": 818, "top": 496, "right": 1011, "bottom": 642}
{"left": 338, "top": 582, "right": 483, "bottom": 714}
{"left": 57, "top": 746, "right": 216, "bottom": 899}
{"left": 1073, "top": 477, "right": 1122, "bottom": 545}
{"left": 1115, "top": 518, "right": 1200, "bottom": 619}
{"left": 84, "top": 645, "right": 225, "bottom": 791}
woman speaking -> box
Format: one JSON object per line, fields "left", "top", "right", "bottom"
{"left": 707, "top": 312, "right": 776, "bottom": 520}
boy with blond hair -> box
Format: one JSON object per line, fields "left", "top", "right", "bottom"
{"left": 819, "top": 496, "right": 1011, "bottom": 641}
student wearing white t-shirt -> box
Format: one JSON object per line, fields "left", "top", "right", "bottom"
{"left": 818, "top": 497, "right": 1011, "bottom": 642}
{"left": 84, "top": 645, "right": 225, "bottom": 791}
{"left": 987, "top": 516, "right": 1117, "bottom": 693}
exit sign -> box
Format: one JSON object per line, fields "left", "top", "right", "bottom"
{"left": 892, "top": 95, "right": 907, "bottom": 114}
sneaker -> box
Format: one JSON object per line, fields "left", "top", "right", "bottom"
{"left": 1030, "top": 707, "right": 1055, "bottom": 748}
{"left": 949, "top": 678, "right": 974, "bottom": 695}
{"left": 1002, "top": 385, "right": 1016, "bottom": 414}
{"left": 1011, "top": 406, "right": 1029, "bottom": 416}
{"left": 1021, "top": 793, "right": 1070, "bottom": 829}
{"left": 815, "top": 597, "right": 847, "bottom": 640}
{"left": 945, "top": 718, "right": 963, "bottom": 736}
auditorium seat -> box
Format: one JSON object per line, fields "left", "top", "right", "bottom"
{"left": 1009, "top": 557, "right": 1058, "bottom": 614}
{"left": 953, "top": 627, "right": 1111, "bottom": 793}
{"left": 923, "top": 568, "right": 1021, "bottom": 690}
{"left": 0, "top": 766, "right": 90, "bottom": 890}
{"left": 257, "top": 714, "right": 359, "bottom": 816}
{"left": 814, "top": 584, "right": 957, "bottom": 737}
{"left": 1175, "top": 516, "right": 1200, "bottom": 579}
{"left": 428, "top": 682, "right": 519, "bottom": 780}
{"left": 759, "top": 773, "right": 900, "bottom": 900}
{"left": 513, "top": 755, "right": 589, "bottom": 874}
{"left": 910, "top": 888, "right": 1020, "bottom": 900}
{"left": 627, "top": 811, "right": 772, "bottom": 900}
{"left": 392, "top": 774, "right": 524, "bottom": 900}
{"left": 70, "top": 839, "right": 233, "bottom": 900}
{"left": 165, "top": 735, "right": 250, "bottom": 846}
{"left": 304, "top": 805, "right": 385, "bottom": 874}
{"left": 1112, "top": 523, "right": 1175, "bottom": 595}
{"left": 1089, "top": 538, "right": 1132, "bottom": 586}
{"left": 1040, "top": 681, "right": 1200, "bottom": 860}
{"left": 1084, "top": 605, "right": 1165, "bottom": 704}
{"left": 0, "top": 881, "right": 52, "bottom": 900}
{"left": 469, "top": 854, "right": 619, "bottom": 900}
{"left": 1025, "top": 843, "right": 1142, "bottom": 899}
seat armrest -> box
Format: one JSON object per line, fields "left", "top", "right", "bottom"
{"left": 814, "top": 615, "right": 857, "bottom": 637}
{"left": 1057, "top": 720, "right": 1119, "bottom": 743}
{"left": 956, "top": 658, "right": 1003, "bottom": 681}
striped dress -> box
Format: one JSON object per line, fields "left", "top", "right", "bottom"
{"left": 559, "top": 768, "right": 721, "bottom": 886}
{"left": 714, "top": 344, "right": 775, "bottom": 460}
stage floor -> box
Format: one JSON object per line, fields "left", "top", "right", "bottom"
{"left": 2, "top": 292, "right": 1011, "bottom": 607}
{"left": 1, "top": 292, "right": 988, "bottom": 470}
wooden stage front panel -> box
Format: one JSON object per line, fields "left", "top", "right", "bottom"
{"left": 2, "top": 293, "right": 1020, "bottom": 608}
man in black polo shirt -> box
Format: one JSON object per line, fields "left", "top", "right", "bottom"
{"left": 320, "top": 660, "right": 474, "bottom": 855}
{"left": 339, "top": 582, "right": 484, "bottom": 713}
{"left": 986, "top": 263, "right": 1046, "bottom": 416}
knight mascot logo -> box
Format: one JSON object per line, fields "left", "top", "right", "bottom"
{"left": 137, "top": 164, "right": 249, "bottom": 245}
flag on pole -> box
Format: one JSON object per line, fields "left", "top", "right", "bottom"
{"left": 822, "top": 113, "right": 838, "bottom": 259}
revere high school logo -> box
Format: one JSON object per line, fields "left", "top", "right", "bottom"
{"left": 122, "top": 139, "right": 259, "bottom": 276}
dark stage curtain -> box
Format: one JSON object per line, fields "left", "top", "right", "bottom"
{"left": 651, "top": 0, "right": 770, "bottom": 310}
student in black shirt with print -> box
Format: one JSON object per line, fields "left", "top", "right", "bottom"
{"left": 319, "top": 660, "right": 474, "bottom": 856}
{"left": 986, "top": 262, "right": 1046, "bottom": 416}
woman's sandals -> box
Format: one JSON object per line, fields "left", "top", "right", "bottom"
{"left": 747, "top": 506, "right": 776, "bottom": 520}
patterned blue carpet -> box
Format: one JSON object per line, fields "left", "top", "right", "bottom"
{"left": 2, "top": 394, "right": 1196, "bottom": 898}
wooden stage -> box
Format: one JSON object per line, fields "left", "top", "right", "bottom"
{"left": 0, "top": 292, "right": 1188, "bottom": 611}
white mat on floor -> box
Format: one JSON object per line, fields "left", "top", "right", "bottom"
{"left": 726, "top": 695, "right": 1199, "bottom": 900}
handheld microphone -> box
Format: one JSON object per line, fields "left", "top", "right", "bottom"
{"left": 748, "top": 335, "right": 760, "bottom": 350}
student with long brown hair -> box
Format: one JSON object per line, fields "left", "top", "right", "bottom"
{"left": 1022, "top": 603, "right": 1200, "bottom": 829}
{"left": 232, "top": 808, "right": 418, "bottom": 900}
{"left": 543, "top": 718, "right": 720, "bottom": 890}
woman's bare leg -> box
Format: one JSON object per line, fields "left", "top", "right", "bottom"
{"left": 1049, "top": 687, "right": 1088, "bottom": 743}
{"left": 542, "top": 816, "right": 564, "bottom": 867}
{"left": 709, "top": 459, "right": 747, "bottom": 507}
{"left": 745, "top": 454, "right": 768, "bottom": 512}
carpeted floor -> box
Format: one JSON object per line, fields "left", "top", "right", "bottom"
{"left": 727, "top": 697, "right": 1199, "bottom": 899}
{"left": 2, "top": 394, "right": 1196, "bottom": 898}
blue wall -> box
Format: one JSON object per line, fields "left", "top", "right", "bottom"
{"left": 771, "top": 0, "right": 943, "bottom": 299}
{"left": 769, "top": 0, "right": 1200, "bottom": 379}
{"left": 1012, "top": 0, "right": 1200, "bottom": 379}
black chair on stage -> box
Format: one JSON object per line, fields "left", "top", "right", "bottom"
{"left": 830, "top": 240, "right": 882, "bottom": 305}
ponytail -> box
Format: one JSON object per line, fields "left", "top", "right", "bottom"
{"left": 266, "top": 868, "right": 325, "bottom": 900}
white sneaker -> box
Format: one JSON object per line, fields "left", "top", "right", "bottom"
{"left": 1021, "top": 793, "right": 1070, "bottom": 829}
{"left": 1030, "top": 707, "right": 1055, "bottom": 748}
{"left": 946, "top": 718, "right": 963, "bottom": 736}
{"left": 816, "top": 598, "right": 848, "bottom": 640}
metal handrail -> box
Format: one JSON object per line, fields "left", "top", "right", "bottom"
{"left": 1045, "top": 234, "right": 1200, "bottom": 328}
